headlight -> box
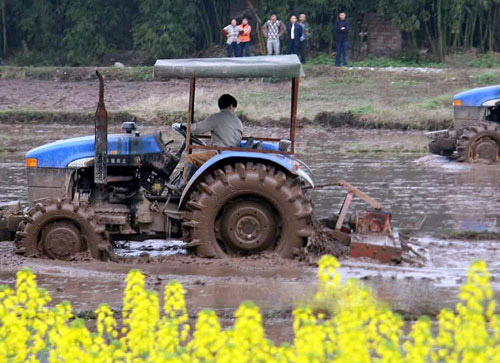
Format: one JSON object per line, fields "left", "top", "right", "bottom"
{"left": 67, "top": 157, "right": 94, "bottom": 168}
{"left": 453, "top": 99, "right": 462, "bottom": 107}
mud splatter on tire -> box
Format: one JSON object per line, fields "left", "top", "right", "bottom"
{"left": 182, "top": 162, "right": 314, "bottom": 258}
{"left": 15, "top": 199, "right": 112, "bottom": 261}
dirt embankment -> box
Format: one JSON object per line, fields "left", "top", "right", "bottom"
{"left": 0, "top": 66, "right": 155, "bottom": 82}
{"left": 312, "top": 111, "right": 451, "bottom": 131}
{"left": 0, "top": 109, "right": 451, "bottom": 131}
{"left": 0, "top": 64, "right": 446, "bottom": 82}
{"left": 0, "top": 65, "right": 468, "bottom": 131}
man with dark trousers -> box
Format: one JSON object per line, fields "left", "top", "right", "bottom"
{"left": 298, "top": 13, "right": 310, "bottom": 63}
{"left": 286, "top": 15, "right": 303, "bottom": 56}
{"left": 334, "top": 12, "right": 350, "bottom": 66}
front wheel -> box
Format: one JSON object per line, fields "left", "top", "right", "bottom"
{"left": 456, "top": 123, "right": 500, "bottom": 162}
{"left": 182, "top": 162, "right": 313, "bottom": 258}
{"left": 15, "top": 200, "right": 112, "bottom": 261}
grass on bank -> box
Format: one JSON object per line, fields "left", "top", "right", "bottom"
{"left": 308, "top": 51, "right": 500, "bottom": 69}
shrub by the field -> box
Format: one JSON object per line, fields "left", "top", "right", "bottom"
{"left": 0, "top": 256, "right": 498, "bottom": 362}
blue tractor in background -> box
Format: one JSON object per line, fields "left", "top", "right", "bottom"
{"left": 428, "top": 85, "right": 500, "bottom": 162}
{"left": 14, "top": 56, "right": 315, "bottom": 261}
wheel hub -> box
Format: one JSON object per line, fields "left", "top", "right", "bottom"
{"left": 41, "top": 222, "right": 82, "bottom": 260}
{"left": 236, "top": 216, "right": 261, "bottom": 241}
{"left": 470, "top": 137, "right": 499, "bottom": 162}
{"left": 220, "top": 200, "right": 277, "bottom": 253}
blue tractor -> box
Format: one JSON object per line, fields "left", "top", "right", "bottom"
{"left": 14, "top": 56, "right": 315, "bottom": 260}
{"left": 428, "top": 85, "right": 500, "bottom": 162}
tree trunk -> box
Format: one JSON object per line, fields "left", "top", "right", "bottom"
{"left": 424, "top": 20, "right": 438, "bottom": 61}
{"left": 1, "top": 0, "right": 7, "bottom": 55}
{"left": 195, "top": 4, "right": 211, "bottom": 48}
{"left": 436, "top": 0, "right": 445, "bottom": 61}
{"left": 479, "top": 10, "right": 485, "bottom": 51}
{"left": 469, "top": 12, "right": 477, "bottom": 49}
{"left": 489, "top": 4, "right": 498, "bottom": 51}
{"left": 246, "top": 0, "right": 265, "bottom": 55}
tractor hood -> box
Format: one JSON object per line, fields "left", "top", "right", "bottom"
{"left": 454, "top": 85, "right": 500, "bottom": 107}
{"left": 26, "top": 133, "right": 163, "bottom": 168}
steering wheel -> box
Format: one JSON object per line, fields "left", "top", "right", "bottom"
{"left": 172, "top": 123, "right": 206, "bottom": 146}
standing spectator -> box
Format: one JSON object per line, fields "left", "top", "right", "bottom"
{"left": 298, "top": 13, "right": 311, "bottom": 64}
{"left": 262, "top": 14, "right": 285, "bottom": 55}
{"left": 286, "top": 15, "right": 303, "bottom": 56}
{"left": 334, "top": 12, "right": 350, "bottom": 66}
{"left": 238, "top": 18, "right": 252, "bottom": 57}
{"left": 223, "top": 19, "right": 240, "bottom": 57}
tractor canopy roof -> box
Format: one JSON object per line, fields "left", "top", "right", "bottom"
{"left": 153, "top": 55, "right": 304, "bottom": 79}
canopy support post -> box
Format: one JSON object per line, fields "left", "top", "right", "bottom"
{"left": 186, "top": 78, "right": 196, "bottom": 154}
{"left": 290, "top": 77, "right": 299, "bottom": 154}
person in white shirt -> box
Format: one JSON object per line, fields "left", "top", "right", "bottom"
{"left": 223, "top": 19, "right": 240, "bottom": 57}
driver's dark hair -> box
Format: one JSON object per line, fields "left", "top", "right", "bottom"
{"left": 218, "top": 94, "right": 238, "bottom": 110}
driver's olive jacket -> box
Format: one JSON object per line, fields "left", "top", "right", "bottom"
{"left": 191, "top": 109, "right": 243, "bottom": 148}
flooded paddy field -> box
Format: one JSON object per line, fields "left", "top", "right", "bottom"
{"left": 1, "top": 122, "right": 499, "bottom": 341}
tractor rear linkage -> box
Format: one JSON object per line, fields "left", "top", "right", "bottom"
{"left": 313, "top": 180, "right": 402, "bottom": 264}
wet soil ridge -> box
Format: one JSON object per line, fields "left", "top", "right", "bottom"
{"left": 0, "top": 66, "right": 154, "bottom": 82}
{"left": 313, "top": 111, "right": 452, "bottom": 131}
{"left": 0, "top": 110, "right": 136, "bottom": 126}
{"left": 0, "top": 110, "right": 452, "bottom": 132}
{"left": 0, "top": 65, "right": 446, "bottom": 82}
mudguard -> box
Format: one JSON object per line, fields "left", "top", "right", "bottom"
{"left": 178, "top": 151, "right": 314, "bottom": 209}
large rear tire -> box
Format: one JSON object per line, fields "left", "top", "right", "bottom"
{"left": 15, "top": 199, "right": 112, "bottom": 261}
{"left": 456, "top": 123, "right": 500, "bottom": 162}
{"left": 182, "top": 162, "right": 313, "bottom": 258}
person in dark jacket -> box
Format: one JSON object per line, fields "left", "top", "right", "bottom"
{"left": 286, "top": 15, "right": 303, "bottom": 56}
{"left": 298, "top": 13, "right": 311, "bottom": 64}
{"left": 334, "top": 12, "right": 350, "bottom": 66}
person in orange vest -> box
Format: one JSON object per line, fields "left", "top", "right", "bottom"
{"left": 238, "top": 18, "right": 252, "bottom": 57}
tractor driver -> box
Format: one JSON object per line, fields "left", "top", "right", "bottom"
{"left": 182, "top": 94, "right": 243, "bottom": 185}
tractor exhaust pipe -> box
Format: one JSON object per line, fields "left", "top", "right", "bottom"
{"left": 94, "top": 70, "right": 108, "bottom": 186}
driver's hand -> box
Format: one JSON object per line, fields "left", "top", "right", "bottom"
{"left": 172, "top": 122, "right": 187, "bottom": 131}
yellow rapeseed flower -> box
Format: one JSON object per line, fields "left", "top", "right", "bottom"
{"left": 0, "top": 257, "right": 498, "bottom": 362}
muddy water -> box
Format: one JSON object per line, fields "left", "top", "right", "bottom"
{"left": 0, "top": 157, "right": 24, "bottom": 203}
{"left": 299, "top": 130, "right": 500, "bottom": 235}
{"left": 1, "top": 124, "right": 500, "bottom": 341}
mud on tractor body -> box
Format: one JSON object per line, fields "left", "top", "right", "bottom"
{"left": 428, "top": 85, "right": 500, "bottom": 162}
{"left": 1, "top": 56, "right": 402, "bottom": 263}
